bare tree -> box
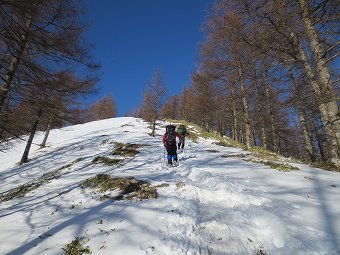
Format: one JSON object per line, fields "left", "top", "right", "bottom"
{"left": 86, "top": 95, "right": 117, "bottom": 121}
{"left": 161, "top": 95, "right": 179, "bottom": 120}
{"left": 18, "top": 72, "right": 96, "bottom": 163}
{"left": 296, "top": 0, "right": 340, "bottom": 166}
{"left": 139, "top": 69, "right": 167, "bottom": 136}
{"left": 0, "top": 0, "right": 99, "bottom": 158}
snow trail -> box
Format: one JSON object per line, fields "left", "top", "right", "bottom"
{"left": 0, "top": 118, "right": 339, "bottom": 255}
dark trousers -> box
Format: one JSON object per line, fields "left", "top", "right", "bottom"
{"left": 166, "top": 145, "right": 177, "bottom": 164}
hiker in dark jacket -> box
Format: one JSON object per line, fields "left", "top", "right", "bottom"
{"left": 162, "top": 125, "right": 180, "bottom": 165}
{"left": 177, "top": 124, "right": 188, "bottom": 150}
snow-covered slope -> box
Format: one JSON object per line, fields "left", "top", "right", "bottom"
{"left": 0, "top": 117, "right": 339, "bottom": 255}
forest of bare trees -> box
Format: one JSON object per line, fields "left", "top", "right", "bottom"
{"left": 2, "top": 0, "right": 338, "bottom": 168}
{"left": 0, "top": 0, "right": 99, "bottom": 163}
{"left": 156, "top": 0, "right": 339, "bottom": 167}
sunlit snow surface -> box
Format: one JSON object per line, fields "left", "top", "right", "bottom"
{"left": 0, "top": 117, "right": 339, "bottom": 255}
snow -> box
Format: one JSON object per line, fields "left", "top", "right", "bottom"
{"left": 0, "top": 117, "right": 339, "bottom": 255}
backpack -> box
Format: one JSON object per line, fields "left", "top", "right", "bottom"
{"left": 165, "top": 125, "right": 176, "bottom": 146}
{"left": 177, "top": 124, "right": 187, "bottom": 135}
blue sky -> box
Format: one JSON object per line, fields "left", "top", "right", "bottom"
{"left": 84, "top": 0, "right": 213, "bottom": 116}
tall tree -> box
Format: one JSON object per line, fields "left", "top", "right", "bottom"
{"left": 139, "top": 69, "right": 167, "bottom": 136}
{"left": 19, "top": 72, "right": 95, "bottom": 163}
{"left": 296, "top": 0, "right": 340, "bottom": 166}
{"left": 0, "top": 0, "right": 99, "bottom": 156}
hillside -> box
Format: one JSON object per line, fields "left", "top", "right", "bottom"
{"left": 0, "top": 117, "right": 339, "bottom": 255}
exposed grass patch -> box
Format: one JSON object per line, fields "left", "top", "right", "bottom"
{"left": 249, "top": 146, "right": 281, "bottom": 161}
{"left": 120, "top": 123, "right": 134, "bottom": 127}
{"left": 221, "top": 153, "right": 247, "bottom": 158}
{"left": 81, "top": 174, "right": 129, "bottom": 192}
{"left": 112, "top": 142, "right": 141, "bottom": 157}
{"left": 92, "top": 156, "right": 122, "bottom": 166}
{"left": 187, "top": 124, "right": 244, "bottom": 148}
{"left": 206, "top": 149, "right": 220, "bottom": 153}
{"left": 125, "top": 184, "right": 158, "bottom": 200}
{"left": 0, "top": 158, "right": 83, "bottom": 203}
{"left": 210, "top": 135, "right": 244, "bottom": 148}
{"left": 154, "top": 183, "right": 170, "bottom": 188}
{"left": 62, "top": 236, "right": 91, "bottom": 255}
{"left": 94, "top": 143, "right": 145, "bottom": 166}
{"left": 263, "top": 161, "right": 299, "bottom": 172}
{"left": 81, "top": 174, "right": 158, "bottom": 201}
{"left": 310, "top": 161, "right": 340, "bottom": 172}
{"left": 245, "top": 158, "right": 299, "bottom": 172}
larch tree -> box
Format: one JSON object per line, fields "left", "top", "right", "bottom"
{"left": 0, "top": 0, "right": 99, "bottom": 160}
{"left": 296, "top": 0, "right": 340, "bottom": 166}
{"left": 232, "top": 0, "right": 340, "bottom": 165}
{"left": 19, "top": 72, "right": 96, "bottom": 164}
{"left": 161, "top": 95, "right": 179, "bottom": 120}
{"left": 87, "top": 95, "right": 117, "bottom": 121}
{"left": 139, "top": 69, "right": 167, "bottom": 137}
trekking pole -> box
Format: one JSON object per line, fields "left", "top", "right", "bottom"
{"left": 163, "top": 147, "right": 166, "bottom": 166}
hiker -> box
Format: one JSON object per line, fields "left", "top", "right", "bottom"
{"left": 162, "top": 125, "right": 180, "bottom": 165}
{"left": 176, "top": 124, "right": 188, "bottom": 150}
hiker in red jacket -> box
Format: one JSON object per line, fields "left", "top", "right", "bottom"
{"left": 163, "top": 125, "right": 181, "bottom": 165}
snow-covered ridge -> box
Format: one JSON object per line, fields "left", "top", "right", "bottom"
{"left": 0, "top": 117, "right": 339, "bottom": 255}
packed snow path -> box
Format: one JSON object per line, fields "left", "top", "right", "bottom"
{"left": 0, "top": 117, "right": 339, "bottom": 255}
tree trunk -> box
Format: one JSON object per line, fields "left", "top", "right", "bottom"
{"left": 181, "top": 90, "right": 188, "bottom": 120}
{"left": 238, "top": 63, "right": 252, "bottom": 149}
{"left": 40, "top": 116, "right": 52, "bottom": 148}
{"left": 264, "top": 64, "right": 278, "bottom": 152}
{"left": 151, "top": 110, "right": 157, "bottom": 137}
{"left": 240, "top": 123, "right": 245, "bottom": 144}
{"left": 254, "top": 68, "right": 267, "bottom": 149}
{"left": 299, "top": 110, "right": 316, "bottom": 162}
{"left": 297, "top": 0, "right": 340, "bottom": 166}
{"left": 0, "top": 100, "right": 10, "bottom": 139}
{"left": 230, "top": 86, "right": 238, "bottom": 142}
{"left": 0, "top": 12, "right": 34, "bottom": 113}
{"left": 315, "top": 130, "right": 326, "bottom": 162}
{"left": 252, "top": 129, "right": 257, "bottom": 146}
{"left": 232, "top": 105, "right": 238, "bottom": 141}
{"left": 151, "top": 121, "right": 155, "bottom": 137}
{"left": 290, "top": 30, "right": 340, "bottom": 166}
{"left": 20, "top": 108, "right": 42, "bottom": 164}
{"left": 288, "top": 67, "right": 316, "bottom": 162}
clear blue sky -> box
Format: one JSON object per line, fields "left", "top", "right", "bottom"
{"left": 84, "top": 0, "right": 214, "bottom": 116}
